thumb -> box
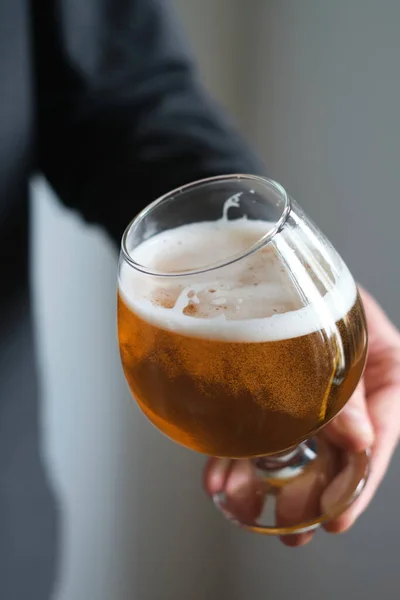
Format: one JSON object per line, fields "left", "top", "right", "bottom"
{"left": 324, "top": 381, "right": 374, "bottom": 452}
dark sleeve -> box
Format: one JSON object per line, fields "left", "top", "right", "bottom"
{"left": 32, "top": 0, "right": 264, "bottom": 244}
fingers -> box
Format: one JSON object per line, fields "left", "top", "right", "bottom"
{"left": 278, "top": 438, "right": 341, "bottom": 547}
{"left": 277, "top": 469, "right": 322, "bottom": 547}
{"left": 324, "top": 381, "right": 374, "bottom": 453}
{"left": 203, "top": 457, "right": 232, "bottom": 494}
{"left": 204, "top": 458, "right": 315, "bottom": 547}
{"left": 324, "top": 383, "right": 400, "bottom": 533}
{"left": 204, "top": 458, "right": 265, "bottom": 524}
{"left": 223, "top": 460, "right": 265, "bottom": 523}
{"left": 359, "top": 287, "right": 400, "bottom": 351}
{"left": 324, "top": 291, "right": 400, "bottom": 534}
{"left": 280, "top": 531, "right": 314, "bottom": 548}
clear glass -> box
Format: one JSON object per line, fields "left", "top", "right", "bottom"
{"left": 117, "top": 174, "right": 370, "bottom": 535}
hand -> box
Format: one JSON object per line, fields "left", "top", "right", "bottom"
{"left": 203, "top": 288, "right": 400, "bottom": 546}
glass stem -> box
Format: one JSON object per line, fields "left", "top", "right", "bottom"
{"left": 252, "top": 440, "right": 317, "bottom": 476}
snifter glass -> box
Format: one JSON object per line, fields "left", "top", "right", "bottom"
{"left": 118, "top": 174, "right": 370, "bottom": 535}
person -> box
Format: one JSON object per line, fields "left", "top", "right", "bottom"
{"left": 0, "top": 0, "right": 399, "bottom": 597}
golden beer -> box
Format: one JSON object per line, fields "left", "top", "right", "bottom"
{"left": 118, "top": 218, "right": 367, "bottom": 458}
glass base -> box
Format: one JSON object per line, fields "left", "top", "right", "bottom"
{"left": 212, "top": 436, "right": 370, "bottom": 535}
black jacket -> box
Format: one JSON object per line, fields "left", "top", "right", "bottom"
{"left": 2, "top": 0, "right": 260, "bottom": 309}
{"left": 0, "top": 0, "right": 260, "bottom": 596}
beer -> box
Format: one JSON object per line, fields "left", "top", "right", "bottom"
{"left": 118, "top": 218, "right": 367, "bottom": 458}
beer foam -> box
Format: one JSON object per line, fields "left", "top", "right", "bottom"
{"left": 119, "top": 219, "right": 357, "bottom": 342}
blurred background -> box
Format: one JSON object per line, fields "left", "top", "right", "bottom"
{"left": 32, "top": 1, "right": 400, "bottom": 598}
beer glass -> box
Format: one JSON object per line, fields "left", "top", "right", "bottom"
{"left": 118, "top": 175, "right": 370, "bottom": 535}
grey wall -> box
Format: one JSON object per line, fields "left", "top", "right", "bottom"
{"left": 245, "top": 0, "right": 400, "bottom": 327}
{"left": 32, "top": 1, "right": 400, "bottom": 599}
{"left": 219, "top": 2, "right": 400, "bottom": 599}
{"left": 172, "top": 0, "right": 252, "bottom": 129}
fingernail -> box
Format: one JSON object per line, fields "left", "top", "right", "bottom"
{"left": 209, "top": 458, "right": 232, "bottom": 492}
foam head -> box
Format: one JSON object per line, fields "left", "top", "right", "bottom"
{"left": 119, "top": 218, "right": 357, "bottom": 342}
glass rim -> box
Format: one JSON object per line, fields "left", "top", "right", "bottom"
{"left": 121, "top": 174, "right": 292, "bottom": 278}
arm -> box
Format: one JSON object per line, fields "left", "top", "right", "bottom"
{"left": 32, "top": 0, "right": 263, "bottom": 243}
